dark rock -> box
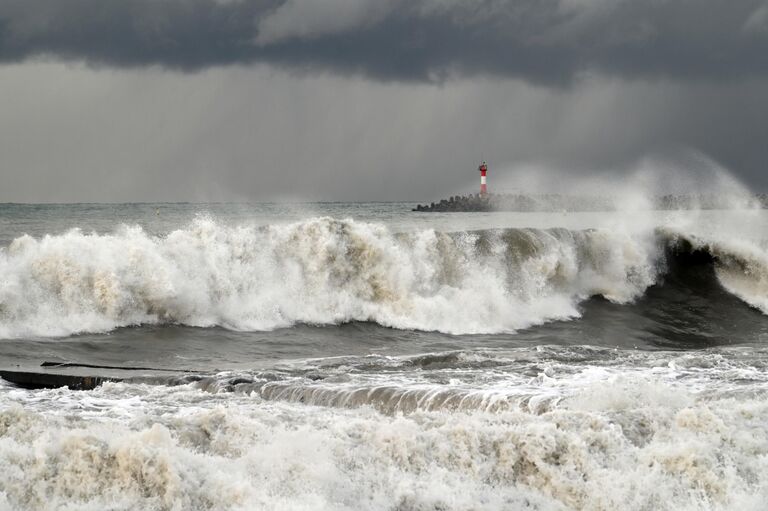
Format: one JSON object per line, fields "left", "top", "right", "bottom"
{"left": 0, "top": 370, "right": 118, "bottom": 390}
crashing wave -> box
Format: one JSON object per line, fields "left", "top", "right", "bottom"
{"left": 0, "top": 216, "right": 764, "bottom": 338}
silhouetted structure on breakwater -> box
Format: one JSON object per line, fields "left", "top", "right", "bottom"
{"left": 413, "top": 193, "right": 768, "bottom": 212}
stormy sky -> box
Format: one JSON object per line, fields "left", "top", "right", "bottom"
{"left": 1, "top": 0, "right": 767, "bottom": 202}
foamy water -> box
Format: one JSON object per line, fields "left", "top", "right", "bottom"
{"left": 0, "top": 216, "right": 666, "bottom": 337}
{"left": 2, "top": 347, "right": 768, "bottom": 510}
{"left": 1, "top": 203, "right": 768, "bottom": 510}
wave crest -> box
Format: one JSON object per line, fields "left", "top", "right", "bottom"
{"left": 0, "top": 216, "right": 754, "bottom": 338}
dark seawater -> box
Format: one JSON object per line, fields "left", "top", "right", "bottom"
{"left": 1, "top": 203, "right": 768, "bottom": 510}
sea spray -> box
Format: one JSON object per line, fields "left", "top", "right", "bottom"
{"left": 0, "top": 217, "right": 662, "bottom": 338}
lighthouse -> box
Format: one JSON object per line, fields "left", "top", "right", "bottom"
{"left": 478, "top": 161, "right": 488, "bottom": 196}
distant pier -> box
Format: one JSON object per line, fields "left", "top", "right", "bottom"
{"left": 413, "top": 194, "right": 494, "bottom": 212}
{"left": 413, "top": 193, "right": 768, "bottom": 212}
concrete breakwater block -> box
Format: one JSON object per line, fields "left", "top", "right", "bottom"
{"left": 0, "top": 369, "right": 119, "bottom": 390}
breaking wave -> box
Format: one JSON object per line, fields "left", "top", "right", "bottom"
{"left": 3, "top": 348, "right": 768, "bottom": 510}
{"left": 0, "top": 216, "right": 765, "bottom": 338}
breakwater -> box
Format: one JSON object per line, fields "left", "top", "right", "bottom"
{"left": 413, "top": 193, "right": 768, "bottom": 212}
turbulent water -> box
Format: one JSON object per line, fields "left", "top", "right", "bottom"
{"left": 1, "top": 202, "right": 768, "bottom": 510}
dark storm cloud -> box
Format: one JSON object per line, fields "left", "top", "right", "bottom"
{"left": 1, "top": 0, "right": 767, "bottom": 84}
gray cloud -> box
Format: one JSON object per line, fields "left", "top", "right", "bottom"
{"left": 1, "top": 64, "right": 766, "bottom": 203}
{"left": 1, "top": 0, "right": 767, "bottom": 84}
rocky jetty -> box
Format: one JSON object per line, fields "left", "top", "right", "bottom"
{"left": 413, "top": 193, "right": 768, "bottom": 212}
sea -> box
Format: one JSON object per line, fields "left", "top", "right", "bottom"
{"left": 1, "top": 201, "right": 768, "bottom": 510}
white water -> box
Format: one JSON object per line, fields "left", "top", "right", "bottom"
{"left": 2, "top": 205, "right": 768, "bottom": 511}
{"left": 0, "top": 216, "right": 664, "bottom": 338}
{"left": 2, "top": 348, "right": 768, "bottom": 510}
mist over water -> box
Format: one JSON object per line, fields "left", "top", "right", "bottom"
{"left": 2, "top": 171, "right": 768, "bottom": 510}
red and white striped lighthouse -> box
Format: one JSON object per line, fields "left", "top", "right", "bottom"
{"left": 478, "top": 161, "right": 488, "bottom": 195}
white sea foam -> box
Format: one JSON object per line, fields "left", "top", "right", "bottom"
{"left": 1, "top": 350, "right": 768, "bottom": 510}
{"left": 0, "top": 217, "right": 662, "bottom": 338}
